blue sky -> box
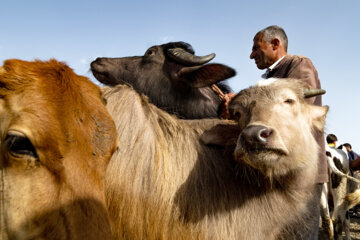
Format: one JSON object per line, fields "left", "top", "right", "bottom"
{"left": 1, "top": 0, "right": 359, "bottom": 152}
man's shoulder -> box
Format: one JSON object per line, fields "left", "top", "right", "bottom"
{"left": 285, "top": 55, "right": 312, "bottom": 64}
{"left": 269, "top": 54, "right": 317, "bottom": 80}
{"left": 281, "top": 55, "right": 316, "bottom": 71}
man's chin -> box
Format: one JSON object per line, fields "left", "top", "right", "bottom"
{"left": 255, "top": 62, "right": 266, "bottom": 70}
{"left": 257, "top": 65, "right": 267, "bottom": 70}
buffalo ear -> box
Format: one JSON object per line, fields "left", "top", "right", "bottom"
{"left": 178, "top": 64, "right": 236, "bottom": 88}
{"left": 201, "top": 123, "right": 240, "bottom": 146}
{"left": 311, "top": 105, "right": 329, "bottom": 131}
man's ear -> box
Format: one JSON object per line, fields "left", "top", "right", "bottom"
{"left": 201, "top": 123, "right": 240, "bottom": 146}
{"left": 271, "top": 38, "right": 281, "bottom": 50}
{"left": 177, "top": 64, "right": 236, "bottom": 88}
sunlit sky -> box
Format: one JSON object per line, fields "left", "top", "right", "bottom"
{"left": 1, "top": 0, "right": 359, "bottom": 152}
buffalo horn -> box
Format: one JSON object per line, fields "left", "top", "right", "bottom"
{"left": 304, "top": 88, "right": 326, "bottom": 98}
{"left": 167, "top": 48, "right": 215, "bottom": 66}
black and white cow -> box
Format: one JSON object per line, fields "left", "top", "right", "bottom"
{"left": 321, "top": 145, "right": 360, "bottom": 240}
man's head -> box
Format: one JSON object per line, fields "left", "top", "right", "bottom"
{"left": 343, "top": 143, "right": 352, "bottom": 152}
{"left": 250, "top": 25, "right": 288, "bottom": 69}
{"left": 326, "top": 134, "right": 338, "bottom": 145}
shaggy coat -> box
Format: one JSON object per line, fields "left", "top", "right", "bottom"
{"left": 103, "top": 78, "right": 328, "bottom": 240}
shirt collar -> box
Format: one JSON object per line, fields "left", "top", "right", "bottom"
{"left": 328, "top": 143, "right": 336, "bottom": 148}
{"left": 268, "top": 55, "right": 286, "bottom": 71}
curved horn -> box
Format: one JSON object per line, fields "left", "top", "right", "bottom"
{"left": 167, "top": 48, "right": 215, "bottom": 66}
{"left": 304, "top": 88, "right": 326, "bottom": 98}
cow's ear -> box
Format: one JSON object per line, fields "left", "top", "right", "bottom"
{"left": 201, "top": 123, "right": 240, "bottom": 146}
{"left": 178, "top": 64, "right": 236, "bottom": 88}
{"left": 311, "top": 105, "right": 329, "bottom": 131}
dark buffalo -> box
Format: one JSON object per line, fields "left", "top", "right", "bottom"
{"left": 90, "top": 42, "right": 235, "bottom": 119}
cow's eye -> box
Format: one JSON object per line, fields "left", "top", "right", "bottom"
{"left": 284, "top": 99, "right": 295, "bottom": 104}
{"left": 5, "top": 133, "right": 38, "bottom": 158}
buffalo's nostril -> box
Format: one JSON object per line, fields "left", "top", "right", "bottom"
{"left": 241, "top": 125, "right": 272, "bottom": 147}
{"left": 259, "top": 128, "right": 273, "bottom": 142}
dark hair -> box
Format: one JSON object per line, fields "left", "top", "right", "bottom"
{"left": 326, "top": 134, "right": 338, "bottom": 144}
{"left": 343, "top": 143, "right": 352, "bottom": 149}
{"left": 257, "top": 25, "right": 288, "bottom": 52}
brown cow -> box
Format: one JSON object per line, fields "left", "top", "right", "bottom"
{"left": 350, "top": 156, "right": 360, "bottom": 171}
{"left": 102, "top": 78, "right": 327, "bottom": 239}
{"left": 0, "top": 59, "right": 117, "bottom": 239}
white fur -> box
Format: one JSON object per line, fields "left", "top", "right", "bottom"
{"left": 256, "top": 78, "right": 279, "bottom": 87}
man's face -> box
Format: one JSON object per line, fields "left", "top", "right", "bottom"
{"left": 250, "top": 33, "right": 276, "bottom": 70}
{"left": 345, "top": 146, "right": 351, "bottom": 152}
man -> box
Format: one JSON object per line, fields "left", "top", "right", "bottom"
{"left": 250, "top": 25, "right": 326, "bottom": 239}
{"left": 326, "top": 133, "right": 338, "bottom": 148}
{"left": 343, "top": 143, "right": 359, "bottom": 162}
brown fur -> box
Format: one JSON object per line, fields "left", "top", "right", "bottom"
{"left": 0, "top": 59, "right": 118, "bottom": 239}
{"left": 103, "top": 78, "right": 328, "bottom": 239}
{"left": 350, "top": 156, "right": 360, "bottom": 171}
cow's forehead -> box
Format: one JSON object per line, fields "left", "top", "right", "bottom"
{"left": 0, "top": 59, "right": 100, "bottom": 99}
{"left": 231, "top": 79, "right": 305, "bottom": 107}
{"left": 0, "top": 59, "right": 102, "bottom": 144}
{"left": 0, "top": 59, "right": 68, "bottom": 92}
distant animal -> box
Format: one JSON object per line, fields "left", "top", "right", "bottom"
{"left": 320, "top": 145, "right": 360, "bottom": 240}
{"left": 0, "top": 59, "right": 117, "bottom": 239}
{"left": 102, "top": 77, "right": 327, "bottom": 239}
{"left": 91, "top": 41, "right": 236, "bottom": 119}
{"left": 350, "top": 156, "right": 360, "bottom": 171}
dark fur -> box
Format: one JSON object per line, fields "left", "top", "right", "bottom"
{"left": 350, "top": 156, "right": 360, "bottom": 171}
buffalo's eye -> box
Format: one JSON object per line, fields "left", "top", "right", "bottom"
{"left": 284, "top": 99, "right": 295, "bottom": 104}
{"left": 145, "top": 49, "right": 155, "bottom": 56}
{"left": 5, "top": 133, "right": 38, "bottom": 158}
{"left": 230, "top": 110, "right": 242, "bottom": 121}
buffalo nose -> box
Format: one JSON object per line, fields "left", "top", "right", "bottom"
{"left": 240, "top": 125, "right": 273, "bottom": 147}
{"left": 91, "top": 58, "right": 105, "bottom": 69}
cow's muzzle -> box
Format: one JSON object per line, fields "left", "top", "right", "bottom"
{"left": 240, "top": 125, "right": 272, "bottom": 148}
{"left": 238, "top": 124, "right": 289, "bottom": 156}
